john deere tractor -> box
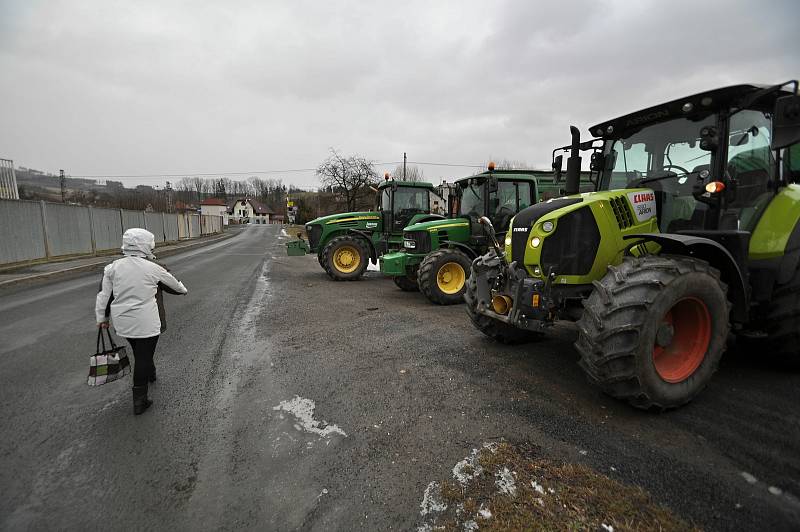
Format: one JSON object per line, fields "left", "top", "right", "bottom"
{"left": 286, "top": 179, "right": 445, "bottom": 281}
{"left": 466, "top": 82, "right": 800, "bottom": 410}
{"left": 380, "top": 166, "right": 592, "bottom": 304}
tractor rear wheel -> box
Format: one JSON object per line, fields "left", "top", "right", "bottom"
{"left": 393, "top": 269, "right": 419, "bottom": 291}
{"left": 317, "top": 250, "right": 325, "bottom": 267}
{"left": 322, "top": 235, "right": 369, "bottom": 281}
{"left": 464, "top": 269, "right": 540, "bottom": 344}
{"left": 575, "top": 255, "right": 729, "bottom": 410}
{"left": 418, "top": 249, "right": 472, "bottom": 305}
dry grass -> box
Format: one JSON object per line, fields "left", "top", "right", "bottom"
{"left": 426, "top": 442, "right": 698, "bottom": 532}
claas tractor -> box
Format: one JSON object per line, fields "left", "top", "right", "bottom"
{"left": 286, "top": 178, "right": 446, "bottom": 281}
{"left": 380, "top": 166, "right": 593, "bottom": 304}
{"left": 466, "top": 81, "right": 800, "bottom": 410}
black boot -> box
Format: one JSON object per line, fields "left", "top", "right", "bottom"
{"left": 149, "top": 366, "right": 157, "bottom": 383}
{"left": 132, "top": 385, "right": 153, "bottom": 415}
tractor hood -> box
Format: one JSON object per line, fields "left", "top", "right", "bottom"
{"left": 403, "top": 217, "right": 470, "bottom": 233}
{"left": 307, "top": 211, "right": 380, "bottom": 226}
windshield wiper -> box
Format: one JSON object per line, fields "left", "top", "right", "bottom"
{"left": 635, "top": 171, "right": 692, "bottom": 185}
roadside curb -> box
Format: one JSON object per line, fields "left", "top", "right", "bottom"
{"left": 0, "top": 230, "right": 239, "bottom": 288}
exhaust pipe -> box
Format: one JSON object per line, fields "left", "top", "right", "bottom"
{"left": 492, "top": 294, "right": 513, "bottom": 315}
{"left": 565, "top": 125, "right": 582, "bottom": 196}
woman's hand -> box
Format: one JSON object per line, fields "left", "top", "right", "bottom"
{"left": 97, "top": 322, "right": 109, "bottom": 329}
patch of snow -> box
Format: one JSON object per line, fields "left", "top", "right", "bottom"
{"left": 453, "top": 448, "right": 483, "bottom": 485}
{"left": 535, "top": 497, "right": 544, "bottom": 506}
{"left": 548, "top": 487, "right": 555, "bottom": 494}
{"left": 579, "top": 449, "right": 588, "bottom": 456}
{"left": 478, "top": 505, "right": 492, "bottom": 519}
{"left": 280, "top": 228, "right": 290, "bottom": 238}
{"left": 740, "top": 472, "right": 758, "bottom": 484}
{"left": 273, "top": 396, "right": 347, "bottom": 438}
{"left": 495, "top": 468, "right": 517, "bottom": 497}
{"left": 463, "top": 520, "right": 478, "bottom": 531}
{"left": 601, "top": 524, "right": 614, "bottom": 532}
{"left": 420, "top": 482, "right": 447, "bottom": 516}
{"left": 531, "top": 480, "right": 544, "bottom": 495}
{"left": 768, "top": 486, "right": 783, "bottom": 496}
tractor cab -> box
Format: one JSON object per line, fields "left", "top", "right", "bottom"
{"left": 376, "top": 179, "right": 446, "bottom": 238}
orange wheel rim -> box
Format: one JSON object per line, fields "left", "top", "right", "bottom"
{"left": 652, "top": 297, "right": 711, "bottom": 383}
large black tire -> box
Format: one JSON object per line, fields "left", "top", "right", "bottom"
{"left": 464, "top": 269, "right": 540, "bottom": 344}
{"left": 317, "top": 250, "right": 325, "bottom": 268}
{"left": 322, "top": 235, "right": 369, "bottom": 281}
{"left": 418, "top": 249, "right": 473, "bottom": 305}
{"left": 752, "top": 258, "right": 800, "bottom": 357}
{"left": 393, "top": 269, "right": 419, "bottom": 292}
{"left": 575, "top": 255, "right": 730, "bottom": 410}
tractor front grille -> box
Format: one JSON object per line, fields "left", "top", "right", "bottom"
{"left": 609, "top": 196, "right": 635, "bottom": 229}
{"left": 404, "top": 230, "right": 431, "bottom": 253}
{"left": 540, "top": 207, "right": 600, "bottom": 276}
{"left": 307, "top": 224, "right": 323, "bottom": 251}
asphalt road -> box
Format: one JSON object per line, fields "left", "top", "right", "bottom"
{"left": 1, "top": 224, "right": 799, "bottom": 531}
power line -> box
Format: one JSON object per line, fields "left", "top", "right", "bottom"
{"left": 67, "top": 160, "right": 487, "bottom": 180}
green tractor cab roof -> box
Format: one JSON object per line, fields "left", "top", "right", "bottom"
{"left": 377, "top": 179, "right": 437, "bottom": 190}
{"left": 456, "top": 170, "right": 552, "bottom": 183}
{"left": 589, "top": 84, "right": 792, "bottom": 140}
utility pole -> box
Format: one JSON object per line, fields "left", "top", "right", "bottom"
{"left": 165, "top": 181, "right": 174, "bottom": 213}
{"left": 403, "top": 152, "right": 407, "bottom": 181}
{"left": 60, "top": 169, "right": 66, "bottom": 202}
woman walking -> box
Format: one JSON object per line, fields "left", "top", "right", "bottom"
{"left": 95, "top": 228, "right": 188, "bottom": 414}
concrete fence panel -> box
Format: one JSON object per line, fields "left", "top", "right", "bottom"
{"left": 144, "top": 212, "right": 165, "bottom": 243}
{"left": 0, "top": 199, "right": 46, "bottom": 263}
{"left": 164, "top": 213, "right": 179, "bottom": 242}
{"left": 44, "top": 202, "right": 93, "bottom": 257}
{"left": 189, "top": 214, "right": 200, "bottom": 238}
{"left": 177, "top": 213, "right": 189, "bottom": 239}
{"left": 121, "top": 210, "right": 146, "bottom": 232}
{"left": 91, "top": 207, "right": 123, "bottom": 252}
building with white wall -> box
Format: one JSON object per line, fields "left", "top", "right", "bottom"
{"left": 227, "top": 197, "right": 274, "bottom": 224}
{"left": 200, "top": 198, "right": 230, "bottom": 225}
{"left": 0, "top": 159, "right": 19, "bottom": 200}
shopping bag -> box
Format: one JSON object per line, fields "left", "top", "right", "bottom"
{"left": 87, "top": 328, "right": 130, "bottom": 386}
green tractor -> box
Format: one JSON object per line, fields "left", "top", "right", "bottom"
{"left": 286, "top": 179, "right": 446, "bottom": 281}
{"left": 466, "top": 81, "right": 800, "bottom": 410}
{"left": 380, "top": 166, "right": 591, "bottom": 303}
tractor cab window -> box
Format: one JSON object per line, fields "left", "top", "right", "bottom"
{"left": 604, "top": 114, "right": 716, "bottom": 232}
{"left": 392, "top": 187, "right": 430, "bottom": 229}
{"left": 488, "top": 181, "right": 531, "bottom": 232}
{"left": 458, "top": 180, "right": 485, "bottom": 217}
{"left": 724, "top": 110, "right": 775, "bottom": 231}
{"left": 380, "top": 188, "right": 391, "bottom": 211}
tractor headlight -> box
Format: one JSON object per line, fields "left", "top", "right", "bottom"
{"left": 504, "top": 235, "right": 511, "bottom": 246}
{"left": 541, "top": 221, "right": 554, "bottom": 233}
{"left": 403, "top": 239, "right": 416, "bottom": 249}
{"left": 531, "top": 237, "right": 541, "bottom": 248}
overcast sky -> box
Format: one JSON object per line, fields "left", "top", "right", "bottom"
{"left": 1, "top": 0, "right": 798, "bottom": 188}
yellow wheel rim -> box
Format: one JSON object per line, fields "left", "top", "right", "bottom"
{"left": 436, "top": 262, "right": 466, "bottom": 294}
{"left": 333, "top": 245, "right": 361, "bottom": 273}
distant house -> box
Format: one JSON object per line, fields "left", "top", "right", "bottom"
{"left": 174, "top": 201, "right": 198, "bottom": 213}
{"left": 270, "top": 214, "right": 285, "bottom": 225}
{"left": 200, "top": 198, "right": 230, "bottom": 225}
{"left": 228, "top": 197, "right": 274, "bottom": 224}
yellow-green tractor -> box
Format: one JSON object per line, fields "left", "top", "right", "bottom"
{"left": 467, "top": 82, "right": 800, "bottom": 410}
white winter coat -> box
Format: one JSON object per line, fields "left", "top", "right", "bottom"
{"left": 95, "top": 228, "right": 188, "bottom": 338}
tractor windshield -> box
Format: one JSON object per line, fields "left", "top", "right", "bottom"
{"left": 458, "top": 180, "right": 485, "bottom": 217}
{"left": 602, "top": 114, "right": 717, "bottom": 232}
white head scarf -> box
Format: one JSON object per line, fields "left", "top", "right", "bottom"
{"left": 121, "top": 228, "right": 156, "bottom": 259}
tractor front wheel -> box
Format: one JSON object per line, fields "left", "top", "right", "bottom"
{"left": 393, "top": 268, "right": 419, "bottom": 292}
{"left": 464, "top": 268, "right": 540, "bottom": 344}
{"left": 322, "top": 235, "right": 369, "bottom": 281}
{"left": 575, "top": 255, "right": 729, "bottom": 410}
{"left": 418, "top": 249, "right": 472, "bottom": 305}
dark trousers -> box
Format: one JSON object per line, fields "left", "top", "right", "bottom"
{"left": 126, "top": 336, "right": 160, "bottom": 386}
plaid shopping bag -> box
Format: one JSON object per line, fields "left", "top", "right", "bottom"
{"left": 87, "top": 328, "right": 131, "bottom": 386}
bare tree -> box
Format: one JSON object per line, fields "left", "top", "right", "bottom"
{"left": 390, "top": 164, "right": 424, "bottom": 182}
{"left": 316, "top": 148, "right": 378, "bottom": 211}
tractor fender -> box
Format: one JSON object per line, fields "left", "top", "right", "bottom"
{"left": 347, "top": 229, "right": 378, "bottom": 262}
{"left": 441, "top": 241, "right": 479, "bottom": 260}
{"left": 623, "top": 233, "right": 749, "bottom": 324}
{"left": 414, "top": 214, "right": 447, "bottom": 224}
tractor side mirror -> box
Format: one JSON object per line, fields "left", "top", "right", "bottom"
{"left": 772, "top": 94, "right": 800, "bottom": 150}
{"left": 552, "top": 155, "right": 563, "bottom": 183}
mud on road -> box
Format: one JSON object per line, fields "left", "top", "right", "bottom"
{"left": 266, "top": 231, "right": 800, "bottom": 530}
